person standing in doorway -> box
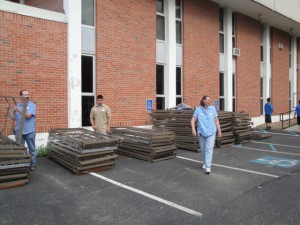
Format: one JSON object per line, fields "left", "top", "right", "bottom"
{"left": 90, "top": 95, "right": 111, "bottom": 134}
{"left": 9, "top": 90, "right": 37, "bottom": 171}
{"left": 264, "top": 97, "right": 274, "bottom": 130}
{"left": 294, "top": 100, "right": 300, "bottom": 133}
{"left": 191, "top": 95, "right": 222, "bottom": 174}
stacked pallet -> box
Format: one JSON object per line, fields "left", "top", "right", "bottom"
{"left": 151, "top": 110, "right": 200, "bottom": 152}
{"left": 216, "top": 111, "right": 235, "bottom": 148}
{"left": 48, "top": 128, "right": 119, "bottom": 174}
{"left": 112, "top": 127, "right": 176, "bottom": 162}
{"left": 0, "top": 134, "right": 31, "bottom": 190}
{"left": 232, "top": 112, "right": 253, "bottom": 144}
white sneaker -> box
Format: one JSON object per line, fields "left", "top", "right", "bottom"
{"left": 205, "top": 168, "right": 211, "bottom": 174}
{"left": 202, "top": 164, "right": 206, "bottom": 169}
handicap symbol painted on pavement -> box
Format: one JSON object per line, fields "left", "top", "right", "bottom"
{"left": 251, "top": 156, "right": 300, "bottom": 168}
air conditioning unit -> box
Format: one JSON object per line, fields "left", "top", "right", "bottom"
{"left": 232, "top": 48, "right": 240, "bottom": 56}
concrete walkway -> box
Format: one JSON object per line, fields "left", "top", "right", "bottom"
{"left": 285, "top": 124, "right": 299, "bottom": 132}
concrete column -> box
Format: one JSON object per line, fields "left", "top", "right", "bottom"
{"left": 165, "top": 0, "right": 177, "bottom": 109}
{"left": 224, "top": 8, "right": 233, "bottom": 111}
{"left": 291, "top": 35, "right": 297, "bottom": 108}
{"left": 263, "top": 24, "right": 271, "bottom": 103}
{"left": 64, "top": 0, "right": 82, "bottom": 127}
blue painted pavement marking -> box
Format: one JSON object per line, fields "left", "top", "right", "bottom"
{"left": 251, "top": 156, "right": 300, "bottom": 168}
{"left": 268, "top": 144, "right": 277, "bottom": 152}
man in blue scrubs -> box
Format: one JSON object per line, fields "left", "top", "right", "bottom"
{"left": 10, "top": 90, "right": 37, "bottom": 171}
{"left": 191, "top": 95, "right": 222, "bottom": 174}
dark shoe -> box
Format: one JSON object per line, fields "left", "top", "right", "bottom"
{"left": 30, "top": 165, "right": 36, "bottom": 171}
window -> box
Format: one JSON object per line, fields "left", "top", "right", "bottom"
{"left": 176, "top": 21, "right": 182, "bottom": 44}
{"left": 219, "top": 73, "right": 225, "bottom": 110}
{"left": 260, "top": 25, "right": 264, "bottom": 62}
{"left": 232, "top": 74, "right": 236, "bottom": 112}
{"left": 81, "top": 55, "right": 95, "bottom": 126}
{"left": 156, "top": 0, "right": 164, "bottom": 13}
{"left": 82, "top": 96, "right": 94, "bottom": 126}
{"left": 156, "top": 65, "right": 164, "bottom": 95}
{"left": 176, "top": 0, "right": 182, "bottom": 44}
{"left": 156, "top": 0, "right": 165, "bottom": 41}
{"left": 82, "top": 0, "right": 94, "bottom": 26}
{"left": 82, "top": 56, "right": 93, "bottom": 93}
{"left": 156, "top": 65, "right": 165, "bottom": 109}
{"left": 156, "top": 16, "right": 165, "bottom": 40}
{"left": 232, "top": 13, "right": 236, "bottom": 48}
{"left": 176, "top": 67, "right": 182, "bottom": 104}
{"left": 260, "top": 25, "right": 264, "bottom": 115}
{"left": 219, "top": 9, "right": 224, "bottom": 53}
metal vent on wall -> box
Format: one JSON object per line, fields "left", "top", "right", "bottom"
{"left": 232, "top": 48, "right": 240, "bottom": 56}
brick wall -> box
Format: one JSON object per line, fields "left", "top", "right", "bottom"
{"left": 0, "top": 11, "right": 68, "bottom": 134}
{"left": 235, "top": 13, "right": 261, "bottom": 117}
{"left": 271, "top": 28, "right": 290, "bottom": 113}
{"left": 96, "top": 0, "right": 156, "bottom": 127}
{"left": 26, "top": 0, "right": 64, "bottom": 13}
{"left": 183, "top": 0, "right": 219, "bottom": 108}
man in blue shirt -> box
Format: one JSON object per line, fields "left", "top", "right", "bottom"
{"left": 294, "top": 100, "right": 300, "bottom": 133}
{"left": 264, "top": 97, "right": 274, "bottom": 130}
{"left": 10, "top": 90, "right": 37, "bottom": 171}
{"left": 191, "top": 95, "right": 222, "bottom": 174}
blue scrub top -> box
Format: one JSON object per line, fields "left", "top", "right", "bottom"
{"left": 15, "top": 101, "right": 36, "bottom": 135}
{"left": 193, "top": 106, "right": 218, "bottom": 137}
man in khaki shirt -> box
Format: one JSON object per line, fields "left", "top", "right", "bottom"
{"left": 90, "top": 95, "right": 111, "bottom": 133}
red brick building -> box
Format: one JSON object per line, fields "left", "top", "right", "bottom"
{"left": 1, "top": 0, "right": 299, "bottom": 140}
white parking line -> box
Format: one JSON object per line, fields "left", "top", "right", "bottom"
{"left": 90, "top": 172, "right": 203, "bottom": 217}
{"left": 177, "top": 156, "right": 279, "bottom": 178}
{"left": 254, "top": 131, "right": 298, "bottom": 137}
{"left": 251, "top": 141, "right": 300, "bottom": 149}
{"left": 234, "top": 145, "right": 300, "bottom": 156}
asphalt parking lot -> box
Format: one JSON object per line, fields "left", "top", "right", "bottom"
{"left": 1, "top": 128, "right": 300, "bottom": 225}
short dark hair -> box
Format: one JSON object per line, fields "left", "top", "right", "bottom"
{"left": 19, "top": 90, "right": 26, "bottom": 96}
{"left": 267, "top": 97, "right": 271, "bottom": 102}
{"left": 97, "top": 95, "right": 104, "bottom": 100}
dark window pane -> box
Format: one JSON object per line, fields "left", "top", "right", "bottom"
{"left": 232, "top": 98, "right": 236, "bottom": 112}
{"left": 220, "top": 98, "right": 225, "bottom": 111}
{"left": 156, "top": 15, "right": 165, "bottom": 40}
{"left": 219, "top": 73, "right": 224, "bottom": 96}
{"left": 156, "top": 97, "right": 165, "bottom": 110}
{"left": 176, "top": 97, "right": 182, "bottom": 105}
{"left": 82, "top": 0, "right": 94, "bottom": 26}
{"left": 156, "top": 65, "right": 164, "bottom": 94}
{"left": 232, "top": 37, "right": 236, "bottom": 48}
{"left": 260, "top": 45, "right": 264, "bottom": 62}
{"left": 82, "top": 96, "right": 94, "bottom": 126}
{"left": 219, "top": 34, "right": 224, "bottom": 53}
{"left": 176, "top": 21, "right": 182, "bottom": 44}
{"left": 232, "top": 13, "right": 235, "bottom": 35}
{"left": 260, "top": 78, "right": 263, "bottom": 97}
{"left": 260, "top": 99, "right": 264, "bottom": 115}
{"left": 232, "top": 74, "right": 235, "bottom": 97}
{"left": 176, "top": 67, "right": 181, "bottom": 95}
{"left": 156, "top": 0, "right": 164, "bottom": 13}
{"left": 176, "top": 0, "right": 181, "bottom": 19}
{"left": 219, "top": 8, "right": 223, "bottom": 31}
{"left": 82, "top": 55, "right": 93, "bottom": 93}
